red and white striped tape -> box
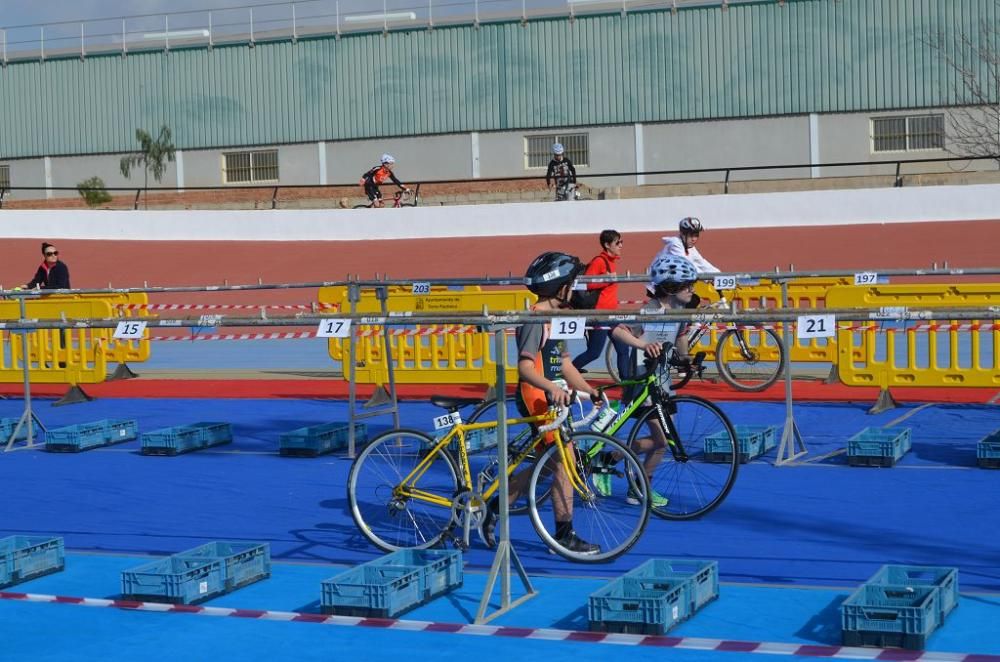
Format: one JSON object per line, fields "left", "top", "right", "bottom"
{"left": 151, "top": 332, "right": 318, "bottom": 342}
{"left": 118, "top": 303, "right": 339, "bottom": 312}
{"left": 0, "top": 590, "right": 994, "bottom": 661}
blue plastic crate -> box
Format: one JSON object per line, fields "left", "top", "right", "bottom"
{"left": 0, "top": 418, "right": 41, "bottom": 443}
{"left": 847, "top": 427, "right": 912, "bottom": 467}
{"left": 370, "top": 549, "right": 462, "bottom": 599}
{"left": 977, "top": 430, "right": 1000, "bottom": 469}
{"left": 141, "top": 422, "right": 231, "bottom": 456}
{"left": 121, "top": 555, "right": 227, "bottom": 605}
{"left": 704, "top": 426, "right": 775, "bottom": 463}
{"left": 279, "top": 422, "right": 367, "bottom": 457}
{"left": 189, "top": 422, "right": 232, "bottom": 447}
{"left": 0, "top": 535, "right": 65, "bottom": 589}
{"left": 176, "top": 541, "right": 270, "bottom": 591}
{"left": 141, "top": 425, "right": 204, "bottom": 455}
{"left": 868, "top": 565, "right": 959, "bottom": 621}
{"left": 841, "top": 584, "right": 941, "bottom": 650}
{"left": 45, "top": 419, "right": 138, "bottom": 452}
{"left": 625, "top": 558, "right": 719, "bottom": 614}
{"left": 589, "top": 575, "right": 687, "bottom": 635}
{"left": 321, "top": 564, "right": 424, "bottom": 618}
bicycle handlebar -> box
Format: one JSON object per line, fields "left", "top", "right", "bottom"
{"left": 537, "top": 405, "right": 570, "bottom": 433}
{"left": 571, "top": 392, "right": 609, "bottom": 431}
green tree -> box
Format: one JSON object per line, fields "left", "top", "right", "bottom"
{"left": 120, "top": 125, "right": 176, "bottom": 209}
{"left": 76, "top": 176, "right": 113, "bottom": 208}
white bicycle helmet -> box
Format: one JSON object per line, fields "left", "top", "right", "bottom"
{"left": 679, "top": 216, "right": 703, "bottom": 234}
{"left": 551, "top": 142, "right": 565, "bottom": 155}
{"left": 380, "top": 153, "right": 396, "bottom": 165}
{"left": 650, "top": 255, "right": 698, "bottom": 293}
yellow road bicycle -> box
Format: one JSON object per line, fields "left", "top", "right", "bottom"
{"left": 347, "top": 397, "right": 651, "bottom": 563}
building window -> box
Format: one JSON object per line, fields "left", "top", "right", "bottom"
{"left": 223, "top": 149, "right": 279, "bottom": 183}
{"left": 872, "top": 114, "right": 944, "bottom": 153}
{"left": 0, "top": 165, "right": 9, "bottom": 189}
{"left": 525, "top": 133, "right": 589, "bottom": 168}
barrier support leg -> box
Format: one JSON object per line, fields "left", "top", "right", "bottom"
{"left": 107, "top": 363, "right": 139, "bottom": 380}
{"left": 823, "top": 363, "right": 839, "bottom": 385}
{"left": 476, "top": 325, "right": 536, "bottom": 624}
{"left": 5, "top": 305, "right": 47, "bottom": 452}
{"left": 868, "top": 387, "right": 899, "bottom": 415}
{"left": 363, "top": 384, "right": 393, "bottom": 408}
{"left": 54, "top": 384, "right": 94, "bottom": 407}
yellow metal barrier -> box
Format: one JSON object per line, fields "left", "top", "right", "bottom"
{"left": 691, "top": 278, "right": 862, "bottom": 366}
{"left": 321, "top": 286, "right": 534, "bottom": 386}
{"left": 828, "top": 284, "right": 1000, "bottom": 389}
{"left": 0, "top": 298, "right": 111, "bottom": 385}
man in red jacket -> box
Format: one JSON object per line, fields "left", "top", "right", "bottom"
{"left": 571, "top": 230, "right": 631, "bottom": 378}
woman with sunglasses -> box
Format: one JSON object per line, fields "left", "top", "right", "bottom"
{"left": 24, "top": 242, "right": 71, "bottom": 290}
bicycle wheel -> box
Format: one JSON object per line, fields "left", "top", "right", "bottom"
{"left": 348, "top": 429, "right": 460, "bottom": 552}
{"left": 715, "top": 327, "right": 785, "bottom": 392}
{"left": 527, "top": 432, "right": 649, "bottom": 563}
{"left": 626, "top": 395, "right": 738, "bottom": 520}
{"left": 467, "top": 396, "right": 540, "bottom": 514}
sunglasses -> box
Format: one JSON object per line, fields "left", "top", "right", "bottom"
{"left": 45, "top": 251, "right": 59, "bottom": 256}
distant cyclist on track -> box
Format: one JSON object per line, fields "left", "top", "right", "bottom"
{"left": 360, "top": 154, "right": 409, "bottom": 208}
{"left": 545, "top": 143, "right": 578, "bottom": 201}
{"left": 647, "top": 216, "right": 720, "bottom": 303}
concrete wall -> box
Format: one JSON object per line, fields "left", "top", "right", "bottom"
{"left": 2, "top": 183, "right": 997, "bottom": 242}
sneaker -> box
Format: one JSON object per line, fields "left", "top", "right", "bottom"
{"left": 553, "top": 530, "right": 600, "bottom": 555}
{"left": 626, "top": 487, "right": 669, "bottom": 508}
{"left": 592, "top": 472, "right": 612, "bottom": 497}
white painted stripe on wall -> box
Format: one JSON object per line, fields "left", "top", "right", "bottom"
{"left": 43, "top": 157, "right": 53, "bottom": 199}
{"left": 809, "top": 113, "right": 820, "bottom": 179}
{"left": 471, "top": 132, "right": 481, "bottom": 179}
{"left": 634, "top": 123, "right": 645, "bottom": 186}
{"left": 176, "top": 150, "right": 185, "bottom": 191}
{"left": 1, "top": 184, "right": 997, "bottom": 242}
{"left": 318, "top": 142, "right": 327, "bottom": 185}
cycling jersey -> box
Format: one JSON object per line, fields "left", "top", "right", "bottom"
{"left": 360, "top": 165, "right": 403, "bottom": 188}
{"left": 515, "top": 319, "right": 568, "bottom": 427}
{"left": 545, "top": 157, "right": 577, "bottom": 187}
{"left": 653, "top": 236, "right": 720, "bottom": 274}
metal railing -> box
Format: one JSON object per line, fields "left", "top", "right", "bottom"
{"left": 1, "top": 154, "right": 997, "bottom": 209}
{"left": 0, "top": 0, "right": 781, "bottom": 64}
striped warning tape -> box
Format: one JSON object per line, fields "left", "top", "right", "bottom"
{"left": 0, "top": 590, "right": 995, "bottom": 661}
{"left": 150, "top": 332, "right": 318, "bottom": 342}
{"left": 117, "top": 303, "right": 339, "bottom": 312}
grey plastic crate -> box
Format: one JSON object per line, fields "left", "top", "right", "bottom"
{"left": 867, "top": 565, "right": 958, "bottom": 621}
{"left": 0, "top": 418, "right": 41, "bottom": 443}
{"left": 45, "top": 419, "right": 138, "bottom": 452}
{"left": 369, "top": 549, "right": 462, "bottom": 599}
{"left": 279, "top": 422, "right": 366, "bottom": 457}
{"left": 176, "top": 541, "right": 270, "bottom": 591}
{"left": 705, "top": 426, "right": 774, "bottom": 464}
{"left": 321, "top": 565, "right": 424, "bottom": 618}
{"left": 847, "top": 427, "right": 912, "bottom": 467}
{"left": 141, "top": 422, "right": 232, "bottom": 456}
{"left": 0, "top": 535, "right": 65, "bottom": 589}
{"left": 120, "top": 556, "right": 227, "bottom": 605}
{"left": 625, "top": 558, "right": 719, "bottom": 615}
{"left": 977, "top": 430, "right": 1000, "bottom": 469}
{"left": 589, "top": 575, "right": 687, "bottom": 635}
{"left": 841, "top": 584, "right": 941, "bottom": 650}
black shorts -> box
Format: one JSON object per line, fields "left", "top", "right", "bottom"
{"left": 364, "top": 182, "right": 382, "bottom": 202}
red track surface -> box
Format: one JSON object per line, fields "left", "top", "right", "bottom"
{"left": 2, "top": 379, "right": 996, "bottom": 403}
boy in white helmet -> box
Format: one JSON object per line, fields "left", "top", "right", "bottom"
{"left": 650, "top": 216, "right": 720, "bottom": 280}
{"left": 359, "top": 153, "right": 409, "bottom": 208}
{"left": 545, "top": 143, "right": 578, "bottom": 201}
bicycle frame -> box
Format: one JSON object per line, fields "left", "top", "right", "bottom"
{"left": 393, "top": 410, "right": 590, "bottom": 510}
{"left": 595, "top": 366, "right": 689, "bottom": 462}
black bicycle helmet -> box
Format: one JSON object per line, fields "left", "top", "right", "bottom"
{"left": 524, "top": 252, "right": 585, "bottom": 298}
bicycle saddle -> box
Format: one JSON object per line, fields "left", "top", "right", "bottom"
{"left": 430, "top": 395, "right": 483, "bottom": 411}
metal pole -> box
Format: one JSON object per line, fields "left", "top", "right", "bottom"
{"left": 336, "top": 1, "right": 341, "bottom": 38}
{"left": 384, "top": 0, "right": 388, "bottom": 34}
{"left": 292, "top": 4, "right": 297, "bottom": 41}
{"left": 5, "top": 296, "right": 45, "bottom": 452}
{"left": 165, "top": 15, "right": 170, "bottom": 52}
{"left": 209, "top": 12, "right": 214, "bottom": 48}
{"left": 347, "top": 283, "right": 360, "bottom": 458}
{"left": 40, "top": 27, "right": 44, "bottom": 60}
{"left": 80, "top": 23, "right": 85, "bottom": 59}
{"left": 2, "top": 29, "right": 6, "bottom": 66}
{"left": 250, "top": 8, "right": 255, "bottom": 45}
{"left": 775, "top": 280, "right": 807, "bottom": 465}
{"left": 429, "top": 0, "right": 433, "bottom": 29}
{"left": 122, "top": 19, "right": 127, "bottom": 56}
{"left": 476, "top": 325, "right": 536, "bottom": 624}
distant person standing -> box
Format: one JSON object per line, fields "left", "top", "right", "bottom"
{"left": 572, "top": 230, "right": 632, "bottom": 378}
{"left": 24, "top": 242, "right": 71, "bottom": 290}
{"left": 545, "top": 143, "right": 578, "bottom": 201}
